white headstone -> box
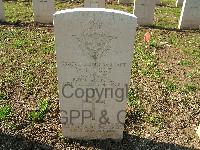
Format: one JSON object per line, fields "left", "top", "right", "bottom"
{"left": 54, "top": 8, "right": 137, "bottom": 139}
{"left": 179, "top": 0, "right": 200, "bottom": 29}
{"left": 32, "top": 0, "right": 55, "bottom": 24}
{"left": 84, "top": 0, "right": 105, "bottom": 8}
{"left": 176, "top": 0, "right": 184, "bottom": 7}
{"left": 0, "top": 0, "right": 4, "bottom": 21}
{"left": 156, "top": 0, "right": 160, "bottom": 5}
{"left": 197, "top": 124, "right": 200, "bottom": 138}
{"left": 134, "top": 0, "right": 156, "bottom": 25}
{"left": 118, "top": 0, "right": 134, "bottom": 4}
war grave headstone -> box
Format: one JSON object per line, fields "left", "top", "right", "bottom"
{"left": 176, "top": 0, "right": 184, "bottom": 7}
{"left": 32, "top": 0, "right": 55, "bottom": 24}
{"left": 84, "top": 0, "right": 105, "bottom": 8}
{"left": 54, "top": 8, "right": 137, "bottom": 139}
{"left": 179, "top": 0, "right": 200, "bottom": 29}
{"left": 197, "top": 124, "right": 200, "bottom": 138}
{"left": 156, "top": 0, "right": 160, "bottom": 5}
{"left": 118, "top": 0, "right": 134, "bottom": 5}
{"left": 0, "top": 0, "right": 4, "bottom": 21}
{"left": 134, "top": 0, "right": 156, "bottom": 25}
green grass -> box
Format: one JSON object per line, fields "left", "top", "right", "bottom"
{"left": 181, "top": 83, "right": 198, "bottom": 93}
{"left": 178, "top": 59, "right": 192, "bottom": 66}
{"left": 0, "top": 105, "right": 12, "bottom": 121}
{"left": 185, "top": 69, "right": 200, "bottom": 79}
{"left": 128, "top": 88, "right": 140, "bottom": 108}
{"left": 4, "top": 1, "right": 33, "bottom": 23}
{"left": 28, "top": 99, "right": 49, "bottom": 122}
{"left": 162, "top": 80, "right": 177, "bottom": 92}
{"left": 108, "top": 4, "right": 133, "bottom": 13}
{"left": 0, "top": 0, "right": 200, "bottom": 148}
{"left": 144, "top": 114, "right": 164, "bottom": 128}
{"left": 0, "top": 91, "right": 7, "bottom": 101}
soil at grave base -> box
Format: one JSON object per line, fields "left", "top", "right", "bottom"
{"left": 1, "top": 73, "right": 200, "bottom": 150}
{"left": 0, "top": 30, "right": 200, "bottom": 150}
{"left": 127, "top": 46, "right": 200, "bottom": 150}
{"left": 0, "top": 55, "right": 200, "bottom": 150}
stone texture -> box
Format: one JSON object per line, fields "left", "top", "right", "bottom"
{"left": 176, "top": 0, "right": 184, "bottom": 7}
{"left": 156, "top": 0, "right": 160, "bottom": 5}
{"left": 118, "top": 0, "right": 134, "bottom": 5}
{"left": 0, "top": 0, "right": 4, "bottom": 21}
{"left": 134, "top": 0, "right": 156, "bottom": 25}
{"left": 32, "top": 0, "right": 55, "bottom": 24}
{"left": 84, "top": 0, "right": 105, "bottom": 8}
{"left": 54, "top": 8, "right": 137, "bottom": 139}
{"left": 179, "top": 0, "right": 200, "bottom": 29}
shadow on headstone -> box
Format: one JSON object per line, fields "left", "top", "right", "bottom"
{"left": 0, "top": 132, "right": 53, "bottom": 150}
{"left": 65, "top": 132, "right": 198, "bottom": 150}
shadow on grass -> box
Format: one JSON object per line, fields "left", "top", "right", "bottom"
{"left": 141, "top": 25, "right": 200, "bottom": 33}
{"left": 0, "top": 20, "right": 53, "bottom": 28}
{"left": 0, "top": 132, "right": 53, "bottom": 150}
{"left": 66, "top": 132, "right": 198, "bottom": 150}
{"left": 0, "top": 131, "right": 198, "bottom": 149}
{"left": 1, "top": 20, "right": 200, "bottom": 34}
{"left": 157, "top": 4, "right": 179, "bottom": 8}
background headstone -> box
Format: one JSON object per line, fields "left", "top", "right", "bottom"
{"left": 179, "top": 0, "right": 200, "bottom": 29}
{"left": 54, "top": 8, "right": 137, "bottom": 139}
{"left": 0, "top": 0, "right": 4, "bottom": 21}
{"left": 32, "top": 0, "right": 55, "bottom": 24}
{"left": 118, "top": 0, "right": 134, "bottom": 5}
{"left": 197, "top": 124, "right": 200, "bottom": 138}
{"left": 176, "top": 0, "right": 184, "bottom": 7}
{"left": 196, "top": 125, "right": 200, "bottom": 138}
{"left": 84, "top": 0, "right": 105, "bottom": 8}
{"left": 156, "top": 0, "right": 160, "bottom": 5}
{"left": 134, "top": 0, "right": 156, "bottom": 25}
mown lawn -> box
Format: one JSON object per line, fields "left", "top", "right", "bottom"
{"left": 0, "top": 0, "right": 200, "bottom": 149}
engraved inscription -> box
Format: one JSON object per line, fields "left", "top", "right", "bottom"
{"left": 73, "top": 18, "right": 117, "bottom": 62}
